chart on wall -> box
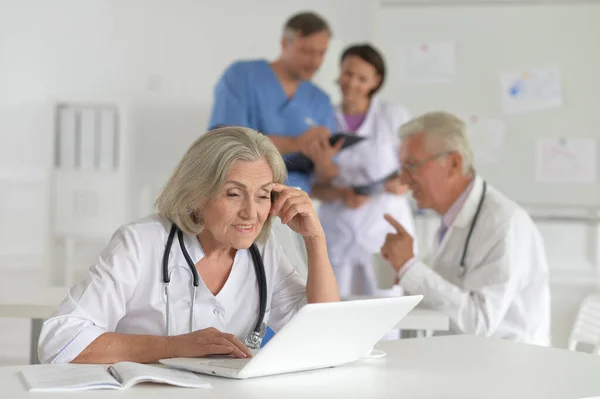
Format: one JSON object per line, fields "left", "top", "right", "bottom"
{"left": 535, "top": 138, "right": 597, "bottom": 184}
{"left": 463, "top": 115, "right": 506, "bottom": 165}
{"left": 500, "top": 66, "right": 563, "bottom": 115}
{"left": 374, "top": 2, "right": 600, "bottom": 206}
{"left": 398, "top": 41, "right": 456, "bottom": 85}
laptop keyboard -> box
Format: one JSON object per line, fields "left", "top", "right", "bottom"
{"left": 206, "top": 349, "right": 260, "bottom": 370}
{"left": 207, "top": 357, "right": 252, "bottom": 370}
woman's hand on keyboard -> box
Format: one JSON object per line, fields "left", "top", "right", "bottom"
{"left": 167, "top": 327, "right": 253, "bottom": 359}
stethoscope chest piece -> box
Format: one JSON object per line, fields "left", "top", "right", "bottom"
{"left": 244, "top": 322, "right": 266, "bottom": 350}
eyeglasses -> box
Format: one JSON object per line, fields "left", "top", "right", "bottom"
{"left": 401, "top": 151, "right": 452, "bottom": 174}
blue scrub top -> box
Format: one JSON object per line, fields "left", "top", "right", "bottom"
{"left": 208, "top": 59, "right": 335, "bottom": 193}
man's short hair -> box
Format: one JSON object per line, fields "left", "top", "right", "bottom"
{"left": 400, "top": 111, "right": 474, "bottom": 175}
{"left": 283, "top": 11, "right": 331, "bottom": 39}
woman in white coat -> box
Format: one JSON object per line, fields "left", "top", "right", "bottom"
{"left": 38, "top": 126, "right": 339, "bottom": 364}
{"left": 312, "top": 44, "right": 417, "bottom": 297}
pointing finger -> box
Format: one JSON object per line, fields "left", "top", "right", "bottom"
{"left": 384, "top": 213, "right": 408, "bottom": 235}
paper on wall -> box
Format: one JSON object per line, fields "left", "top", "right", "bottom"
{"left": 398, "top": 42, "right": 456, "bottom": 85}
{"left": 500, "top": 66, "right": 563, "bottom": 114}
{"left": 464, "top": 115, "right": 506, "bottom": 164}
{"left": 535, "top": 138, "right": 597, "bottom": 183}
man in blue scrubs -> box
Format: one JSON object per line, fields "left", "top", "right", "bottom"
{"left": 208, "top": 12, "right": 340, "bottom": 193}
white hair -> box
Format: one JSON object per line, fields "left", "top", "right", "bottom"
{"left": 155, "top": 126, "right": 287, "bottom": 243}
{"left": 399, "top": 111, "right": 474, "bottom": 175}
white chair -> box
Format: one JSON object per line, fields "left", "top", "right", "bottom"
{"left": 568, "top": 294, "right": 600, "bottom": 354}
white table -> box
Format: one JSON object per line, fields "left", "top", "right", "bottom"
{"left": 343, "top": 294, "right": 449, "bottom": 337}
{"left": 0, "top": 286, "right": 449, "bottom": 365}
{"left": 3, "top": 335, "right": 600, "bottom": 398}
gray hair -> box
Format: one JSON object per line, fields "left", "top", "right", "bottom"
{"left": 155, "top": 126, "right": 287, "bottom": 243}
{"left": 399, "top": 111, "right": 474, "bottom": 175}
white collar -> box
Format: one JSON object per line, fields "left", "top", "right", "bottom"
{"left": 452, "top": 174, "right": 486, "bottom": 229}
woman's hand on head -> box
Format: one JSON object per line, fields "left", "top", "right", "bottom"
{"left": 270, "top": 183, "right": 325, "bottom": 240}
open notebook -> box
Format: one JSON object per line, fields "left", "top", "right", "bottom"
{"left": 19, "top": 361, "right": 212, "bottom": 392}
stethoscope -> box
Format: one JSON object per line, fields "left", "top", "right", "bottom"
{"left": 161, "top": 224, "right": 267, "bottom": 349}
{"left": 458, "top": 180, "right": 487, "bottom": 276}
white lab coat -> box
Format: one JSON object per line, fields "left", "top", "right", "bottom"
{"left": 400, "top": 176, "right": 551, "bottom": 345}
{"left": 38, "top": 215, "right": 307, "bottom": 364}
{"left": 318, "top": 97, "right": 416, "bottom": 297}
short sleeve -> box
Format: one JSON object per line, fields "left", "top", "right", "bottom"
{"left": 264, "top": 235, "right": 307, "bottom": 333}
{"left": 37, "top": 226, "right": 142, "bottom": 364}
{"left": 208, "top": 62, "right": 250, "bottom": 130}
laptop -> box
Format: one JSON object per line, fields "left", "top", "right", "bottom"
{"left": 159, "top": 295, "right": 423, "bottom": 379}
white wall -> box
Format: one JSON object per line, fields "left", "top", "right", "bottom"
{"left": 0, "top": 0, "right": 598, "bottom": 364}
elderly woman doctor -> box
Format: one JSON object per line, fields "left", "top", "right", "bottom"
{"left": 38, "top": 126, "right": 340, "bottom": 364}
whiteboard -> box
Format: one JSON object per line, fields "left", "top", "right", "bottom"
{"left": 374, "top": 2, "right": 600, "bottom": 207}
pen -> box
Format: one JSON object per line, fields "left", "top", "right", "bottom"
{"left": 107, "top": 366, "right": 123, "bottom": 384}
{"left": 304, "top": 117, "right": 316, "bottom": 127}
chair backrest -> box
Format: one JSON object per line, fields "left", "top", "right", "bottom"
{"left": 568, "top": 293, "right": 600, "bottom": 354}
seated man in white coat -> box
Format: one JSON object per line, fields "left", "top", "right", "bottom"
{"left": 381, "top": 111, "right": 550, "bottom": 345}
